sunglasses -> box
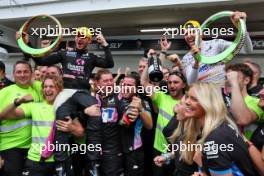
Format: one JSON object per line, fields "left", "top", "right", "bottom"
{"left": 169, "top": 71, "right": 186, "bottom": 83}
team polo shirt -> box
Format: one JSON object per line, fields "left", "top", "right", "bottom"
{"left": 203, "top": 122, "right": 258, "bottom": 176}
{"left": 152, "top": 91, "right": 179, "bottom": 153}
{"left": 244, "top": 95, "right": 264, "bottom": 139}
{"left": 0, "top": 83, "right": 42, "bottom": 151}
{"left": 20, "top": 101, "right": 55, "bottom": 162}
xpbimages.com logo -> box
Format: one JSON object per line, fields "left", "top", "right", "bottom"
{"left": 96, "top": 84, "right": 168, "bottom": 96}
{"left": 162, "top": 20, "right": 234, "bottom": 39}
{"left": 30, "top": 25, "right": 102, "bottom": 38}
{"left": 163, "top": 141, "right": 234, "bottom": 153}
{"left": 31, "top": 141, "right": 102, "bottom": 155}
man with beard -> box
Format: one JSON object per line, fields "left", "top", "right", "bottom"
{"left": 141, "top": 66, "right": 186, "bottom": 176}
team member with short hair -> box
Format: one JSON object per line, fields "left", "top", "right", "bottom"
{"left": 0, "top": 60, "right": 42, "bottom": 176}
{"left": 0, "top": 60, "right": 13, "bottom": 89}
{"left": 225, "top": 63, "right": 264, "bottom": 139}
{"left": 119, "top": 73, "right": 153, "bottom": 176}
{"left": 243, "top": 59, "right": 262, "bottom": 97}
{"left": 245, "top": 86, "right": 264, "bottom": 175}
{"left": 141, "top": 66, "right": 186, "bottom": 176}
{"left": 94, "top": 69, "right": 124, "bottom": 176}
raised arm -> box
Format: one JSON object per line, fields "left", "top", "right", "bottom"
{"left": 140, "top": 65, "right": 156, "bottom": 98}
{"left": 159, "top": 36, "right": 171, "bottom": 65}
{"left": 94, "top": 34, "right": 114, "bottom": 68}
{"left": 0, "top": 95, "right": 33, "bottom": 120}
{"left": 114, "top": 68, "right": 122, "bottom": 84}
{"left": 227, "top": 71, "right": 258, "bottom": 125}
{"left": 33, "top": 51, "right": 64, "bottom": 66}
{"left": 219, "top": 11, "right": 253, "bottom": 54}
{"left": 15, "top": 31, "right": 63, "bottom": 65}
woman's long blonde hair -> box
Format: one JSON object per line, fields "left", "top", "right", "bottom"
{"left": 191, "top": 82, "right": 238, "bottom": 144}
{"left": 169, "top": 118, "right": 200, "bottom": 165}
{"left": 168, "top": 82, "right": 238, "bottom": 165}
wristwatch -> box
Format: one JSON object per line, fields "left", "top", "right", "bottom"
{"left": 162, "top": 153, "right": 172, "bottom": 165}
{"left": 13, "top": 98, "right": 21, "bottom": 107}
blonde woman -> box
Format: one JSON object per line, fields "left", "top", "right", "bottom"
{"left": 154, "top": 96, "right": 201, "bottom": 176}
{"left": 186, "top": 82, "right": 258, "bottom": 176}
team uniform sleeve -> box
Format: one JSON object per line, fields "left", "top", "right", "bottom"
{"left": 162, "top": 117, "right": 178, "bottom": 139}
{"left": 239, "top": 32, "right": 253, "bottom": 53}
{"left": 251, "top": 124, "right": 264, "bottom": 150}
{"left": 57, "top": 92, "right": 98, "bottom": 120}
{"left": 71, "top": 91, "right": 98, "bottom": 110}
{"left": 56, "top": 97, "right": 78, "bottom": 119}
{"left": 181, "top": 53, "right": 198, "bottom": 85}
{"left": 92, "top": 46, "right": 114, "bottom": 68}
{"left": 33, "top": 51, "right": 64, "bottom": 66}
{"left": 217, "top": 33, "right": 253, "bottom": 54}
{"left": 203, "top": 134, "right": 234, "bottom": 175}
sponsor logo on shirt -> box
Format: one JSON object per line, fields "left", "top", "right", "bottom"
{"left": 204, "top": 141, "right": 219, "bottom": 159}
{"left": 66, "top": 51, "right": 77, "bottom": 57}
{"left": 67, "top": 63, "right": 84, "bottom": 73}
{"left": 101, "top": 107, "right": 118, "bottom": 123}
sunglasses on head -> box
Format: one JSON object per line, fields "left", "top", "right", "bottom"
{"left": 169, "top": 71, "right": 186, "bottom": 83}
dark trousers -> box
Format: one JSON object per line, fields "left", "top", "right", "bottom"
{"left": 0, "top": 154, "right": 5, "bottom": 176}
{"left": 101, "top": 153, "right": 123, "bottom": 176}
{"left": 153, "top": 149, "right": 175, "bottom": 176}
{"left": 22, "top": 159, "right": 56, "bottom": 176}
{"left": 123, "top": 148, "right": 144, "bottom": 176}
{"left": 71, "top": 149, "right": 89, "bottom": 176}
{"left": 0, "top": 148, "right": 28, "bottom": 176}
{"left": 54, "top": 105, "right": 102, "bottom": 162}
{"left": 142, "top": 128, "right": 155, "bottom": 176}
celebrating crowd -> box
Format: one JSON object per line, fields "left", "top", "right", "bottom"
{"left": 0, "top": 11, "right": 264, "bottom": 176}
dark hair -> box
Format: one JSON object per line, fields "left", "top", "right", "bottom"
{"left": 143, "top": 48, "right": 150, "bottom": 58}
{"left": 125, "top": 72, "right": 141, "bottom": 88}
{"left": 42, "top": 75, "right": 64, "bottom": 95}
{"left": 13, "top": 60, "right": 32, "bottom": 73}
{"left": 94, "top": 69, "right": 112, "bottom": 81}
{"left": 0, "top": 60, "right": 5, "bottom": 72}
{"left": 225, "top": 63, "right": 253, "bottom": 87}
{"left": 48, "top": 65, "right": 63, "bottom": 76}
{"left": 244, "top": 59, "right": 262, "bottom": 76}
{"left": 169, "top": 71, "right": 187, "bottom": 84}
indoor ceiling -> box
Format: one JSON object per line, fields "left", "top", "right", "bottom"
{"left": 1, "top": 1, "right": 264, "bottom": 37}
